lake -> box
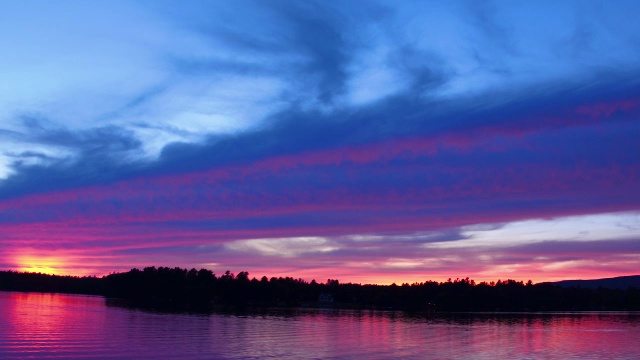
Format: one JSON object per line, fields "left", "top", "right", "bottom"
{"left": 1, "top": 291, "right": 639, "bottom": 359}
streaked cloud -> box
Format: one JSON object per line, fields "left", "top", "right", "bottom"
{"left": 427, "top": 212, "right": 640, "bottom": 249}
{"left": 225, "top": 237, "right": 339, "bottom": 257}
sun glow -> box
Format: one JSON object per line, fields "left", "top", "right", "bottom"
{"left": 16, "top": 255, "right": 64, "bottom": 275}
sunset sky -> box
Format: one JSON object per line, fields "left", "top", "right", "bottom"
{"left": 1, "top": 0, "right": 639, "bottom": 284}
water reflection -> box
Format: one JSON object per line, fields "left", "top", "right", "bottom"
{"left": 1, "top": 291, "right": 639, "bottom": 359}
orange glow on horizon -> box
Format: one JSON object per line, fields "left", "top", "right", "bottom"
{"left": 9, "top": 249, "right": 114, "bottom": 277}
{"left": 15, "top": 254, "right": 66, "bottom": 276}
{"left": 4, "top": 255, "right": 635, "bottom": 284}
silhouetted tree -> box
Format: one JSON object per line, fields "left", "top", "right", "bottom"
{"left": 2, "top": 268, "right": 639, "bottom": 312}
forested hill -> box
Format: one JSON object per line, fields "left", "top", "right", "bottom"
{"left": 546, "top": 275, "right": 640, "bottom": 290}
{"left": 1, "top": 268, "right": 639, "bottom": 312}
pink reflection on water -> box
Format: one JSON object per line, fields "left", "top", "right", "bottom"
{"left": 1, "top": 292, "right": 108, "bottom": 358}
{"left": 1, "top": 292, "right": 639, "bottom": 359}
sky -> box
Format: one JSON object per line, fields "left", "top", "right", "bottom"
{"left": 1, "top": 0, "right": 639, "bottom": 284}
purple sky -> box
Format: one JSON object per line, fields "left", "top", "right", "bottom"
{"left": 1, "top": 1, "right": 639, "bottom": 283}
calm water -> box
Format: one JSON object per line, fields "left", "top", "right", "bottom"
{"left": 1, "top": 292, "right": 639, "bottom": 359}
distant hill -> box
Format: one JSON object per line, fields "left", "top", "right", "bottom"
{"left": 547, "top": 275, "right": 640, "bottom": 290}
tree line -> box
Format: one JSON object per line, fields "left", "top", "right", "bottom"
{"left": 1, "top": 267, "right": 639, "bottom": 312}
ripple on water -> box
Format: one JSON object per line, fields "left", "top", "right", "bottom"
{"left": 1, "top": 292, "right": 640, "bottom": 359}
